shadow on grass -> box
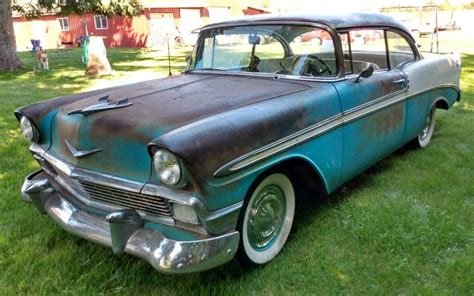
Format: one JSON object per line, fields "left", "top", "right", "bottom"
{"left": 290, "top": 150, "right": 402, "bottom": 236}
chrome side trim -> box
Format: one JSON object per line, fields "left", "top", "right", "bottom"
{"left": 214, "top": 84, "right": 460, "bottom": 177}
{"left": 214, "top": 114, "right": 344, "bottom": 177}
{"left": 342, "top": 88, "right": 406, "bottom": 115}
{"left": 407, "top": 83, "right": 460, "bottom": 100}
{"left": 343, "top": 92, "right": 407, "bottom": 124}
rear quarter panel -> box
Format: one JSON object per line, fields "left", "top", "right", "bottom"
{"left": 402, "top": 54, "right": 461, "bottom": 142}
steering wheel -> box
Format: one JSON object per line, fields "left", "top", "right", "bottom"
{"left": 302, "top": 54, "right": 333, "bottom": 76}
{"left": 275, "top": 69, "right": 300, "bottom": 76}
{"left": 275, "top": 60, "right": 300, "bottom": 76}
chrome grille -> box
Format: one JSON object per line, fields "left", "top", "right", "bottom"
{"left": 77, "top": 179, "right": 172, "bottom": 217}
{"left": 55, "top": 171, "right": 172, "bottom": 218}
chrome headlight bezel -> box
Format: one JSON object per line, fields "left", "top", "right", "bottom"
{"left": 152, "top": 148, "right": 188, "bottom": 187}
{"left": 19, "top": 115, "right": 39, "bottom": 142}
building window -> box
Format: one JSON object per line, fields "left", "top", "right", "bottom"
{"left": 94, "top": 15, "right": 108, "bottom": 30}
{"left": 58, "top": 17, "right": 70, "bottom": 32}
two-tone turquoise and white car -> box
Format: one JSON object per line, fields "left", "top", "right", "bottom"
{"left": 16, "top": 12, "right": 461, "bottom": 273}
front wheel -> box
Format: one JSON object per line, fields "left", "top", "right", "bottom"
{"left": 236, "top": 173, "right": 295, "bottom": 266}
{"left": 413, "top": 106, "right": 437, "bottom": 148}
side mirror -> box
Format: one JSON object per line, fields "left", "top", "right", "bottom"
{"left": 355, "top": 64, "right": 374, "bottom": 83}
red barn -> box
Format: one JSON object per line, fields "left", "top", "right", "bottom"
{"left": 12, "top": 2, "right": 270, "bottom": 50}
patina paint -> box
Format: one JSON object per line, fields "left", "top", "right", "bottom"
{"left": 44, "top": 75, "right": 308, "bottom": 182}
{"left": 334, "top": 71, "right": 407, "bottom": 182}
{"left": 152, "top": 81, "right": 342, "bottom": 210}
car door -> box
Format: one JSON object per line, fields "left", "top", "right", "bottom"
{"left": 333, "top": 29, "right": 410, "bottom": 183}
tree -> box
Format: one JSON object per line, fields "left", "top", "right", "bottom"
{"left": 0, "top": 0, "right": 143, "bottom": 72}
{"left": 12, "top": 0, "right": 143, "bottom": 19}
{"left": 0, "top": 0, "right": 24, "bottom": 71}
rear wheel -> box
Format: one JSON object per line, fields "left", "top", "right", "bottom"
{"left": 236, "top": 173, "right": 295, "bottom": 265}
{"left": 413, "top": 106, "right": 436, "bottom": 148}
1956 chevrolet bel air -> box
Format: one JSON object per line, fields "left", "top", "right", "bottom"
{"left": 16, "top": 13, "right": 461, "bottom": 274}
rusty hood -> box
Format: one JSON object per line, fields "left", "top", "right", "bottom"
{"left": 46, "top": 73, "right": 309, "bottom": 182}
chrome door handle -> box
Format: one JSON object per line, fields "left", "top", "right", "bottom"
{"left": 393, "top": 78, "right": 409, "bottom": 89}
{"left": 393, "top": 79, "right": 405, "bottom": 84}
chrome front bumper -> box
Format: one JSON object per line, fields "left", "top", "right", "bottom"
{"left": 21, "top": 170, "right": 240, "bottom": 274}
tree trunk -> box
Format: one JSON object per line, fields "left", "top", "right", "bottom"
{"left": 0, "top": 0, "right": 24, "bottom": 71}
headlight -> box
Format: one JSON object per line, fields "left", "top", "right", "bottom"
{"left": 20, "top": 116, "right": 38, "bottom": 142}
{"left": 153, "top": 149, "right": 182, "bottom": 186}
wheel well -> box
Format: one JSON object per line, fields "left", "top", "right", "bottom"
{"left": 435, "top": 98, "right": 449, "bottom": 110}
{"left": 255, "top": 158, "right": 328, "bottom": 200}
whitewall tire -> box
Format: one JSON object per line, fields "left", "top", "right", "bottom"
{"left": 237, "top": 173, "right": 295, "bottom": 265}
{"left": 416, "top": 106, "right": 436, "bottom": 148}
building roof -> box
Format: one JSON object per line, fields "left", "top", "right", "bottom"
{"left": 202, "top": 12, "right": 410, "bottom": 34}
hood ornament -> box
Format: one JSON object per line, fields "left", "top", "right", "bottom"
{"left": 65, "top": 140, "right": 102, "bottom": 158}
{"left": 68, "top": 95, "right": 132, "bottom": 116}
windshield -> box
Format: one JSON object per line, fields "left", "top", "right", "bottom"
{"left": 186, "top": 25, "right": 337, "bottom": 77}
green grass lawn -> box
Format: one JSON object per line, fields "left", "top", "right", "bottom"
{"left": 0, "top": 45, "right": 473, "bottom": 295}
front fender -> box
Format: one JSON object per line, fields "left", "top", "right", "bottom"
{"left": 148, "top": 83, "right": 341, "bottom": 210}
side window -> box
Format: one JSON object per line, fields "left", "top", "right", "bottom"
{"left": 289, "top": 28, "right": 337, "bottom": 76}
{"left": 347, "top": 29, "right": 387, "bottom": 73}
{"left": 386, "top": 31, "right": 415, "bottom": 69}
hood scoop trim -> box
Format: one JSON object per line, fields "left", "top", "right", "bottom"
{"left": 68, "top": 95, "right": 132, "bottom": 116}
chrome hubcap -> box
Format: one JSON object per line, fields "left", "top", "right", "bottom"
{"left": 420, "top": 113, "right": 432, "bottom": 140}
{"left": 247, "top": 185, "right": 286, "bottom": 249}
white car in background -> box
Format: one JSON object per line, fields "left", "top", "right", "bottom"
{"left": 402, "top": 19, "right": 436, "bottom": 38}
{"left": 174, "top": 28, "right": 200, "bottom": 47}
